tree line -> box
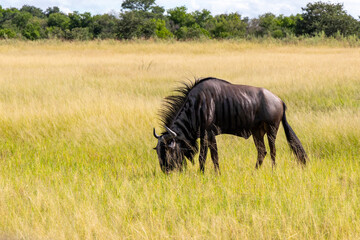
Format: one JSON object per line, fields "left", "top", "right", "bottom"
{"left": 0, "top": 0, "right": 359, "bottom": 40}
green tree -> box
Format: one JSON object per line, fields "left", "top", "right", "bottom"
{"left": 0, "top": 28, "right": 17, "bottom": 39}
{"left": 20, "top": 5, "right": 45, "bottom": 18}
{"left": 68, "top": 11, "right": 92, "bottom": 29}
{"left": 167, "top": 6, "right": 192, "bottom": 29}
{"left": 257, "top": 13, "right": 278, "bottom": 37}
{"left": 152, "top": 19, "right": 173, "bottom": 39}
{"left": 0, "top": 8, "right": 20, "bottom": 36}
{"left": 69, "top": 11, "right": 82, "bottom": 29}
{"left": 193, "top": 9, "right": 212, "bottom": 29}
{"left": 249, "top": 13, "right": 301, "bottom": 38}
{"left": 81, "top": 12, "right": 92, "bottom": 28}
{"left": 22, "top": 22, "right": 41, "bottom": 40}
{"left": 121, "top": 0, "right": 156, "bottom": 11}
{"left": 297, "top": 1, "right": 359, "bottom": 37}
{"left": 211, "top": 13, "right": 246, "bottom": 38}
{"left": 19, "top": 15, "right": 47, "bottom": 40}
{"left": 45, "top": 7, "right": 60, "bottom": 17}
{"left": 151, "top": 6, "right": 165, "bottom": 19}
{"left": 276, "top": 14, "right": 301, "bottom": 36}
{"left": 91, "top": 14, "right": 118, "bottom": 39}
{"left": 167, "top": 6, "right": 210, "bottom": 39}
{"left": 118, "top": 11, "right": 147, "bottom": 39}
{"left": 13, "top": 11, "right": 32, "bottom": 29}
{"left": 118, "top": 0, "right": 164, "bottom": 39}
{"left": 47, "top": 12, "right": 70, "bottom": 31}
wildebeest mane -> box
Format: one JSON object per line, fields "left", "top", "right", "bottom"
{"left": 159, "top": 77, "right": 230, "bottom": 129}
{"left": 160, "top": 77, "right": 205, "bottom": 128}
{"left": 159, "top": 79, "right": 194, "bottom": 128}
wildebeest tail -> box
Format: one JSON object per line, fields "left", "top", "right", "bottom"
{"left": 281, "top": 102, "right": 307, "bottom": 164}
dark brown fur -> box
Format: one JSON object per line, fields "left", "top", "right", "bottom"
{"left": 154, "top": 78, "right": 307, "bottom": 173}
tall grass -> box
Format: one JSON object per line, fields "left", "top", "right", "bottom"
{"left": 0, "top": 40, "right": 359, "bottom": 239}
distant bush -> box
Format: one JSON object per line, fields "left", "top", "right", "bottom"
{"left": 66, "top": 27, "right": 92, "bottom": 40}
{"left": 272, "top": 29, "right": 284, "bottom": 39}
{"left": 46, "top": 26, "right": 65, "bottom": 39}
{"left": 153, "top": 19, "right": 173, "bottom": 39}
{"left": 0, "top": 1, "right": 359, "bottom": 41}
{"left": 0, "top": 28, "right": 17, "bottom": 39}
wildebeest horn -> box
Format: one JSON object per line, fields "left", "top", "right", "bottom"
{"left": 153, "top": 128, "right": 160, "bottom": 139}
{"left": 165, "top": 126, "right": 177, "bottom": 137}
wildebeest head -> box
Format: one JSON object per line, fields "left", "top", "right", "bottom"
{"left": 153, "top": 126, "right": 185, "bottom": 173}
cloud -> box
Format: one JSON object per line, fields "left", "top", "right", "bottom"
{"left": 158, "top": 0, "right": 360, "bottom": 18}
{"left": 1, "top": 0, "right": 120, "bottom": 14}
{"left": 1, "top": 0, "right": 359, "bottom": 18}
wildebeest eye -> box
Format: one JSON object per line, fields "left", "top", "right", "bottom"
{"left": 168, "top": 140, "right": 176, "bottom": 149}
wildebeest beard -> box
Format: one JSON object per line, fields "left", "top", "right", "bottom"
{"left": 154, "top": 130, "right": 198, "bottom": 173}
{"left": 155, "top": 135, "right": 183, "bottom": 173}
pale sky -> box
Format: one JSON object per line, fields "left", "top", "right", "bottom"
{"left": 1, "top": 0, "right": 359, "bottom": 18}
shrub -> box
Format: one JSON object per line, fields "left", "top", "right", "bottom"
{"left": 22, "top": 24, "right": 41, "bottom": 40}
{"left": 0, "top": 28, "right": 17, "bottom": 39}
{"left": 65, "top": 27, "right": 93, "bottom": 40}
{"left": 46, "top": 26, "right": 65, "bottom": 39}
{"left": 272, "top": 29, "right": 284, "bottom": 39}
{"left": 153, "top": 19, "right": 173, "bottom": 39}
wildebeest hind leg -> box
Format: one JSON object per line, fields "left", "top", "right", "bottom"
{"left": 266, "top": 125, "right": 279, "bottom": 169}
{"left": 252, "top": 129, "right": 267, "bottom": 169}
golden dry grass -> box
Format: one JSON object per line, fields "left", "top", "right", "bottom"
{"left": 0, "top": 40, "right": 359, "bottom": 239}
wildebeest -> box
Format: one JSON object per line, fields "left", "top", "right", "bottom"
{"left": 153, "top": 77, "right": 307, "bottom": 173}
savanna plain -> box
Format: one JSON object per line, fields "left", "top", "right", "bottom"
{"left": 0, "top": 40, "right": 359, "bottom": 239}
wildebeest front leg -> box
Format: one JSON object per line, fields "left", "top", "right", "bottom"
{"left": 252, "top": 129, "right": 267, "bottom": 169}
{"left": 199, "top": 133, "right": 208, "bottom": 173}
{"left": 208, "top": 132, "right": 220, "bottom": 174}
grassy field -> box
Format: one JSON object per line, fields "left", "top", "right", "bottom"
{"left": 0, "top": 40, "right": 359, "bottom": 239}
